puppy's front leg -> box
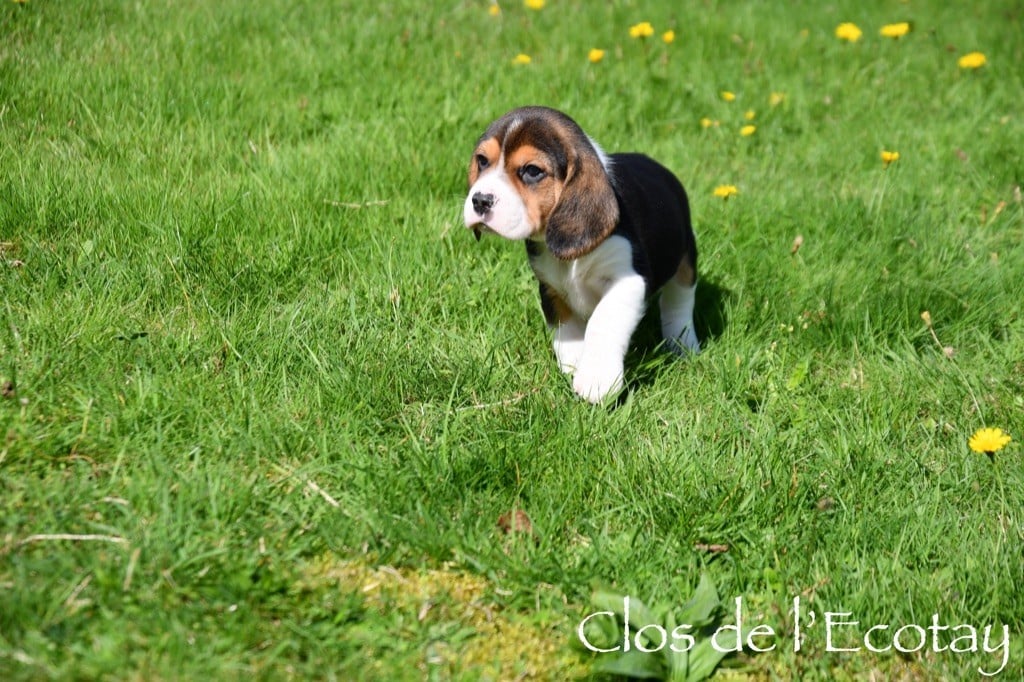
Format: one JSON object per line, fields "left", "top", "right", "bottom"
{"left": 572, "top": 273, "right": 647, "bottom": 403}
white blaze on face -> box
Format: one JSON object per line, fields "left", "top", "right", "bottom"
{"left": 463, "top": 156, "right": 534, "bottom": 241}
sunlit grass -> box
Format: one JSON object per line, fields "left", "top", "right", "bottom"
{"left": 2, "top": 0, "right": 1022, "bottom": 679}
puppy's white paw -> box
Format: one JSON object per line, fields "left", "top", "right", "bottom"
{"left": 572, "top": 359, "right": 624, "bottom": 404}
{"left": 553, "top": 338, "right": 585, "bottom": 374}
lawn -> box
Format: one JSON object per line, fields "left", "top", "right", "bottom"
{"left": 1, "top": 0, "right": 1022, "bottom": 679}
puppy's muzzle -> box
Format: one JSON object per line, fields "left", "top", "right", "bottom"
{"left": 471, "top": 192, "right": 496, "bottom": 216}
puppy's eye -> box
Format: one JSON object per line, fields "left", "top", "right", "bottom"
{"left": 519, "top": 164, "right": 546, "bottom": 184}
{"left": 475, "top": 154, "right": 490, "bottom": 170}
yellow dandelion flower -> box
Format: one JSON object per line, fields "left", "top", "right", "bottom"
{"left": 488, "top": 3, "right": 501, "bottom": 16}
{"left": 629, "top": 22, "right": 655, "bottom": 39}
{"left": 713, "top": 185, "right": 739, "bottom": 199}
{"left": 699, "top": 117, "right": 715, "bottom": 129}
{"left": 740, "top": 125, "right": 756, "bottom": 137}
{"left": 880, "top": 150, "right": 900, "bottom": 167}
{"left": 524, "top": 0, "right": 544, "bottom": 9}
{"left": 880, "top": 22, "right": 910, "bottom": 39}
{"left": 512, "top": 53, "right": 532, "bottom": 65}
{"left": 769, "top": 92, "right": 786, "bottom": 107}
{"left": 588, "top": 48, "right": 605, "bottom": 63}
{"left": 835, "top": 22, "right": 863, "bottom": 42}
{"left": 958, "top": 52, "right": 987, "bottom": 69}
{"left": 720, "top": 90, "right": 736, "bottom": 102}
{"left": 662, "top": 30, "right": 675, "bottom": 44}
{"left": 968, "top": 427, "right": 1011, "bottom": 456}
{"left": 744, "top": 109, "right": 756, "bottom": 121}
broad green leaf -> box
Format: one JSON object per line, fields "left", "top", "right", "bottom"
{"left": 627, "top": 597, "right": 661, "bottom": 640}
{"left": 592, "top": 649, "right": 665, "bottom": 679}
{"left": 677, "top": 573, "right": 721, "bottom": 628}
{"left": 591, "top": 589, "right": 629, "bottom": 617}
{"left": 686, "top": 630, "right": 737, "bottom": 681}
{"left": 591, "top": 590, "right": 659, "bottom": 631}
{"left": 664, "top": 610, "right": 691, "bottom": 682}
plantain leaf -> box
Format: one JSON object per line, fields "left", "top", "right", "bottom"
{"left": 628, "top": 598, "right": 661, "bottom": 636}
{"left": 677, "top": 573, "right": 721, "bottom": 628}
{"left": 592, "top": 649, "right": 666, "bottom": 679}
{"left": 592, "top": 590, "right": 660, "bottom": 632}
{"left": 663, "top": 609, "right": 690, "bottom": 682}
{"left": 586, "top": 577, "right": 744, "bottom": 682}
{"left": 686, "top": 630, "right": 737, "bottom": 681}
{"left": 591, "top": 588, "right": 629, "bottom": 617}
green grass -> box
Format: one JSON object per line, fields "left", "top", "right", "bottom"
{"left": 2, "top": 0, "right": 1022, "bottom": 679}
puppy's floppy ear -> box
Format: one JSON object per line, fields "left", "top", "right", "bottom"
{"left": 544, "top": 147, "right": 619, "bottom": 260}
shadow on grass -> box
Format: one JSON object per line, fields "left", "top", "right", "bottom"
{"left": 694, "top": 277, "right": 730, "bottom": 345}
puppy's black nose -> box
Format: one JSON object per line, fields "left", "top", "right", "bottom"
{"left": 472, "top": 192, "right": 496, "bottom": 216}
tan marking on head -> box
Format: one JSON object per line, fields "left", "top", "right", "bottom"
{"left": 465, "top": 107, "right": 617, "bottom": 253}
{"left": 505, "top": 144, "right": 560, "bottom": 236}
{"left": 467, "top": 137, "right": 501, "bottom": 187}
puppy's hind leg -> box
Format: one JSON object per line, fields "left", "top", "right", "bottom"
{"left": 659, "top": 262, "right": 700, "bottom": 355}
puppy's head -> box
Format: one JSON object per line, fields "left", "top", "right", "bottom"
{"left": 462, "top": 106, "right": 619, "bottom": 260}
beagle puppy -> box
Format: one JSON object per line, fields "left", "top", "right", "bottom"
{"left": 462, "top": 106, "right": 699, "bottom": 403}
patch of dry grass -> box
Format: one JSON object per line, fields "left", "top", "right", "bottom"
{"left": 302, "top": 556, "right": 589, "bottom": 680}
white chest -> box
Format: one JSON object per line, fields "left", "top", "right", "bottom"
{"left": 529, "top": 235, "right": 636, "bottom": 321}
